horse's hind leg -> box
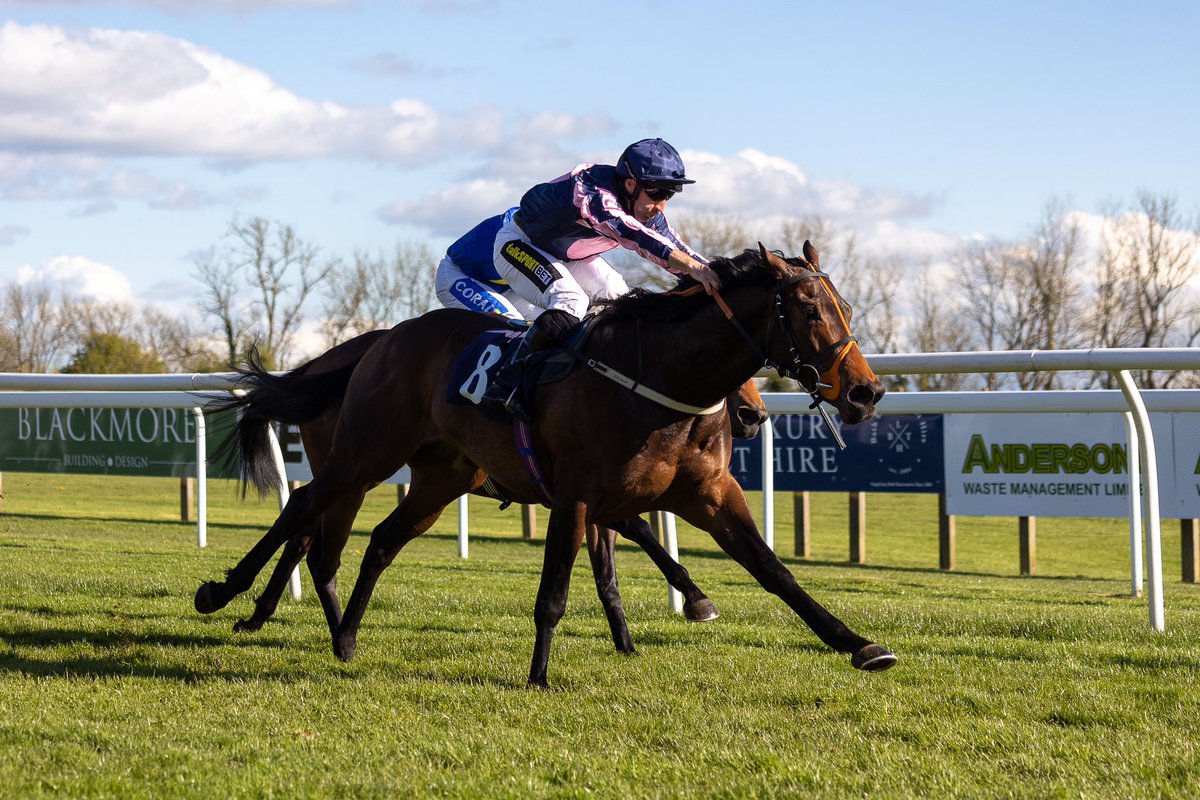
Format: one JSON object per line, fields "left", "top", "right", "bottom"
{"left": 607, "top": 516, "right": 719, "bottom": 622}
{"left": 586, "top": 525, "right": 635, "bottom": 655}
{"left": 220, "top": 485, "right": 365, "bottom": 634}
{"left": 195, "top": 483, "right": 319, "bottom": 615}
{"left": 334, "top": 457, "right": 482, "bottom": 663}
{"left": 305, "top": 489, "right": 365, "bottom": 638}
{"left": 232, "top": 526, "right": 314, "bottom": 633}
{"left": 673, "top": 474, "right": 896, "bottom": 673}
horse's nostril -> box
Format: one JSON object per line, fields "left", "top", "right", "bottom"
{"left": 848, "top": 384, "right": 881, "bottom": 407}
{"left": 738, "top": 409, "right": 766, "bottom": 425}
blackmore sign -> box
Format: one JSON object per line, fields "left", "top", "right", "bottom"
{"left": 0, "top": 407, "right": 237, "bottom": 478}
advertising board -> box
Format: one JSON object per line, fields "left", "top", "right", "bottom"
{"left": 944, "top": 413, "right": 1185, "bottom": 518}
{"left": 0, "top": 407, "right": 237, "bottom": 478}
{"left": 730, "top": 413, "right": 943, "bottom": 492}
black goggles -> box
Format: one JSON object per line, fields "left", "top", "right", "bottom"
{"left": 639, "top": 182, "right": 679, "bottom": 201}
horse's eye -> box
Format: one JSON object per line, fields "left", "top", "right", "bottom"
{"left": 801, "top": 303, "right": 821, "bottom": 322}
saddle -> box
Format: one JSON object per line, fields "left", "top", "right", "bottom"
{"left": 447, "top": 317, "right": 598, "bottom": 422}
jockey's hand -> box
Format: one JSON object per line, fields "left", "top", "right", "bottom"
{"left": 668, "top": 249, "right": 722, "bottom": 294}
{"left": 687, "top": 262, "right": 722, "bottom": 295}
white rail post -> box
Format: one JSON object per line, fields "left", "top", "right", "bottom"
{"left": 1114, "top": 371, "right": 1163, "bottom": 631}
{"left": 457, "top": 495, "right": 469, "bottom": 558}
{"left": 1122, "top": 412, "right": 1143, "bottom": 598}
{"left": 193, "top": 407, "right": 207, "bottom": 548}
{"left": 664, "top": 513, "right": 683, "bottom": 613}
{"left": 265, "top": 422, "right": 302, "bottom": 600}
{"left": 761, "top": 414, "right": 775, "bottom": 550}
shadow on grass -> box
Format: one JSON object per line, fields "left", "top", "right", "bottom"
{"left": 0, "top": 510, "right": 270, "bottom": 533}
{"left": 0, "top": 624, "right": 314, "bottom": 682}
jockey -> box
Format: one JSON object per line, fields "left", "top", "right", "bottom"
{"left": 437, "top": 138, "right": 720, "bottom": 420}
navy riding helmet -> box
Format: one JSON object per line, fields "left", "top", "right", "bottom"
{"left": 616, "top": 138, "right": 695, "bottom": 190}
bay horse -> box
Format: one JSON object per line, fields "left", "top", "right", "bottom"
{"left": 214, "top": 323, "right": 766, "bottom": 641}
{"left": 198, "top": 243, "right": 893, "bottom": 686}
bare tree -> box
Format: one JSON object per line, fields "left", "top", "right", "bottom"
{"left": 1086, "top": 192, "right": 1200, "bottom": 388}
{"left": 194, "top": 246, "right": 253, "bottom": 369}
{"left": 0, "top": 279, "right": 77, "bottom": 372}
{"left": 68, "top": 300, "right": 138, "bottom": 341}
{"left": 951, "top": 202, "right": 1085, "bottom": 389}
{"left": 908, "top": 268, "right": 974, "bottom": 391}
{"left": 779, "top": 217, "right": 904, "bottom": 357}
{"left": 193, "top": 217, "right": 334, "bottom": 369}
{"left": 1008, "top": 201, "right": 1086, "bottom": 389}
{"left": 321, "top": 240, "right": 437, "bottom": 345}
{"left": 138, "top": 308, "right": 225, "bottom": 373}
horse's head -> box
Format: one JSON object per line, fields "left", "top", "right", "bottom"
{"left": 758, "top": 242, "right": 885, "bottom": 424}
{"left": 727, "top": 379, "right": 768, "bottom": 439}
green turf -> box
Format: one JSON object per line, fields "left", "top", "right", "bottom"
{"left": 0, "top": 473, "right": 1197, "bottom": 798}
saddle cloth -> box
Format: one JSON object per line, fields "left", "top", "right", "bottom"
{"left": 446, "top": 321, "right": 594, "bottom": 420}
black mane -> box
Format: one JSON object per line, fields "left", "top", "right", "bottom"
{"left": 596, "top": 248, "right": 778, "bottom": 323}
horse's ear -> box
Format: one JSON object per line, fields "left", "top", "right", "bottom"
{"left": 803, "top": 240, "right": 821, "bottom": 269}
{"left": 758, "top": 242, "right": 791, "bottom": 278}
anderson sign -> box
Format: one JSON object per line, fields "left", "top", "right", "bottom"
{"left": 944, "top": 413, "right": 1200, "bottom": 518}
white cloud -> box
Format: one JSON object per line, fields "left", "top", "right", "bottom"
{"left": 514, "top": 112, "right": 617, "bottom": 141}
{"left": 853, "top": 220, "right": 962, "bottom": 262}
{"left": 386, "top": 147, "right": 939, "bottom": 240}
{"left": 680, "top": 148, "right": 933, "bottom": 223}
{"left": 381, "top": 178, "right": 521, "bottom": 236}
{"left": 15, "top": 255, "right": 135, "bottom": 303}
{"left": 0, "top": 22, "right": 503, "bottom": 165}
{"left": 0, "top": 153, "right": 248, "bottom": 211}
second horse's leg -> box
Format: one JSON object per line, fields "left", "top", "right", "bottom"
{"left": 607, "top": 516, "right": 719, "bottom": 622}
{"left": 586, "top": 525, "right": 635, "bottom": 655}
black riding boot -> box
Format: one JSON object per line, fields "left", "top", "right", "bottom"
{"left": 480, "top": 309, "right": 578, "bottom": 422}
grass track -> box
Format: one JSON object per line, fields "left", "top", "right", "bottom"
{"left": 0, "top": 473, "right": 1197, "bottom": 798}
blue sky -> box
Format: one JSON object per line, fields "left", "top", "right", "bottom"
{"left": 1, "top": 1, "right": 1197, "bottom": 312}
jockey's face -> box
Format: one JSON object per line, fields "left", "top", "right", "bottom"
{"left": 623, "top": 178, "right": 669, "bottom": 223}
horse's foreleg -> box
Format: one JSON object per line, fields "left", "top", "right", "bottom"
{"left": 586, "top": 525, "right": 635, "bottom": 655}
{"left": 195, "top": 483, "right": 317, "bottom": 615}
{"left": 673, "top": 474, "right": 896, "bottom": 672}
{"left": 607, "top": 516, "right": 719, "bottom": 622}
{"left": 528, "top": 502, "right": 587, "bottom": 688}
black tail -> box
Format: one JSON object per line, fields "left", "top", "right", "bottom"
{"left": 207, "top": 347, "right": 364, "bottom": 498}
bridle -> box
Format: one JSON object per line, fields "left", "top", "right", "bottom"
{"left": 702, "top": 261, "right": 860, "bottom": 448}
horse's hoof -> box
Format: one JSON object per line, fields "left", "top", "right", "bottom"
{"left": 684, "top": 597, "right": 720, "bottom": 622}
{"left": 232, "top": 618, "right": 263, "bottom": 633}
{"left": 333, "top": 635, "right": 357, "bottom": 663}
{"left": 194, "top": 582, "right": 224, "bottom": 615}
{"left": 851, "top": 643, "right": 897, "bottom": 672}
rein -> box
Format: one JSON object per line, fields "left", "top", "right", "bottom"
{"left": 677, "top": 264, "right": 859, "bottom": 449}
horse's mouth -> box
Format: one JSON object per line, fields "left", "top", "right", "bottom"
{"left": 837, "top": 382, "right": 885, "bottom": 425}
{"left": 838, "top": 404, "right": 878, "bottom": 425}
